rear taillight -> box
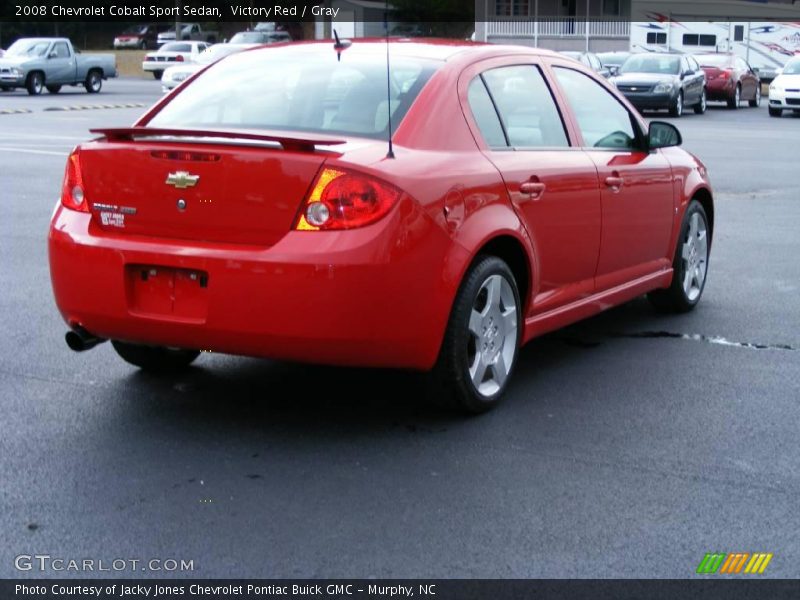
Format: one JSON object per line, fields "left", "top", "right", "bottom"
{"left": 175, "top": 55, "right": 185, "bottom": 62}
{"left": 295, "top": 168, "right": 401, "bottom": 231}
{"left": 719, "top": 69, "right": 731, "bottom": 79}
{"left": 61, "top": 148, "right": 89, "bottom": 213}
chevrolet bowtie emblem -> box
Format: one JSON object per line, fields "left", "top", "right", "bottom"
{"left": 165, "top": 171, "right": 200, "bottom": 189}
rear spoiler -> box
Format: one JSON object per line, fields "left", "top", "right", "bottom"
{"left": 89, "top": 127, "right": 346, "bottom": 153}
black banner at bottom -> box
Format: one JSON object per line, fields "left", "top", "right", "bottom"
{"left": 2, "top": 580, "right": 800, "bottom": 600}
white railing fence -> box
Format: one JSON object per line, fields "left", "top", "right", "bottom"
{"left": 487, "top": 19, "right": 630, "bottom": 39}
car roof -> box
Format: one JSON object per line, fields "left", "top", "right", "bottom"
{"left": 246, "top": 38, "right": 562, "bottom": 63}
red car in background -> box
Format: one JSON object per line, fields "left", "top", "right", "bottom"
{"left": 694, "top": 52, "right": 761, "bottom": 109}
{"left": 49, "top": 41, "right": 714, "bottom": 413}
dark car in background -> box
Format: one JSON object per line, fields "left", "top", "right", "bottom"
{"left": 612, "top": 53, "right": 706, "bottom": 117}
{"left": 596, "top": 51, "right": 633, "bottom": 75}
{"left": 693, "top": 52, "right": 761, "bottom": 109}
{"left": 113, "top": 24, "right": 167, "bottom": 50}
{"left": 560, "top": 51, "right": 611, "bottom": 77}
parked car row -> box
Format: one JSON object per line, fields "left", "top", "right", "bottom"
{"left": 563, "top": 50, "right": 765, "bottom": 117}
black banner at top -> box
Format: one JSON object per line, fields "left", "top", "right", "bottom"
{"left": 1, "top": 0, "right": 800, "bottom": 23}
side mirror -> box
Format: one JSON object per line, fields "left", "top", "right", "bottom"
{"left": 648, "top": 121, "right": 682, "bottom": 150}
{"left": 48, "top": 51, "right": 58, "bottom": 59}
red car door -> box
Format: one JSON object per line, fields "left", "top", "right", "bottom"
{"left": 461, "top": 61, "right": 602, "bottom": 315}
{"left": 549, "top": 64, "right": 675, "bottom": 291}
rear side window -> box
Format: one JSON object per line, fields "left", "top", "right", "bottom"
{"left": 148, "top": 47, "right": 440, "bottom": 140}
{"left": 479, "top": 65, "right": 569, "bottom": 148}
{"left": 467, "top": 78, "right": 507, "bottom": 148}
{"left": 553, "top": 67, "right": 638, "bottom": 149}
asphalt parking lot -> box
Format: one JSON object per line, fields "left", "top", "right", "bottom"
{"left": 1, "top": 78, "right": 798, "bottom": 579}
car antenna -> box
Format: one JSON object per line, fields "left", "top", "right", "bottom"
{"left": 384, "top": 0, "right": 395, "bottom": 159}
{"left": 333, "top": 29, "right": 351, "bottom": 62}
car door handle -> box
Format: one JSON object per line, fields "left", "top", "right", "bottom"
{"left": 519, "top": 181, "right": 546, "bottom": 198}
{"left": 605, "top": 176, "right": 624, "bottom": 191}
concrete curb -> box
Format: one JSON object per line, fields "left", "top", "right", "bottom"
{"left": 0, "top": 108, "right": 34, "bottom": 115}
{"left": 43, "top": 103, "right": 147, "bottom": 112}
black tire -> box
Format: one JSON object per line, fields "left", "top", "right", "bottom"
{"left": 669, "top": 91, "right": 683, "bottom": 117}
{"left": 140, "top": 40, "right": 147, "bottom": 50}
{"left": 46, "top": 84, "right": 61, "bottom": 94}
{"left": 749, "top": 84, "right": 761, "bottom": 108}
{"left": 152, "top": 70, "right": 163, "bottom": 80}
{"left": 26, "top": 72, "right": 44, "bottom": 96}
{"left": 84, "top": 70, "right": 102, "bottom": 93}
{"left": 693, "top": 88, "right": 707, "bottom": 114}
{"left": 112, "top": 340, "right": 200, "bottom": 372}
{"left": 429, "top": 256, "right": 521, "bottom": 414}
{"left": 768, "top": 106, "right": 782, "bottom": 117}
{"left": 648, "top": 200, "right": 711, "bottom": 313}
{"left": 727, "top": 84, "right": 741, "bottom": 109}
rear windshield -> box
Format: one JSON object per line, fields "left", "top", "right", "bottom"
{"left": 147, "top": 46, "right": 440, "bottom": 140}
{"left": 695, "top": 54, "right": 731, "bottom": 67}
{"left": 161, "top": 43, "right": 192, "bottom": 53}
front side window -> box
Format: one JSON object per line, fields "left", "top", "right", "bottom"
{"left": 480, "top": 65, "right": 568, "bottom": 148}
{"left": 553, "top": 67, "right": 638, "bottom": 150}
{"left": 52, "top": 42, "right": 70, "bottom": 58}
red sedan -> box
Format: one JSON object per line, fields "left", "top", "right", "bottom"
{"left": 49, "top": 40, "right": 714, "bottom": 413}
{"left": 694, "top": 52, "right": 761, "bottom": 108}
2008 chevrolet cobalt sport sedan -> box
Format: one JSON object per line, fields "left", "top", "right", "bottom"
{"left": 49, "top": 40, "right": 714, "bottom": 413}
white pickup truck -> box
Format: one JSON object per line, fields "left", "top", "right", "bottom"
{"left": 0, "top": 38, "right": 117, "bottom": 95}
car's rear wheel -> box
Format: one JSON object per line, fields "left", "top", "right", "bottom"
{"left": 749, "top": 84, "right": 761, "bottom": 107}
{"left": 152, "top": 70, "right": 163, "bottom": 80}
{"left": 430, "top": 256, "right": 521, "bottom": 413}
{"left": 648, "top": 200, "right": 710, "bottom": 313}
{"left": 111, "top": 341, "right": 200, "bottom": 372}
{"left": 669, "top": 91, "right": 683, "bottom": 117}
{"left": 46, "top": 84, "right": 61, "bottom": 94}
{"left": 84, "top": 70, "right": 102, "bottom": 93}
{"left": 26, "top": 72, "right": 44, "bottom": 96}
{"left": 768, "top": 106, "right": 782, "bottom": 117}
{"left": 694, "top": 88, "right": 707, "bottom": 114}
{"left": 727, "top": 84, "right": 741, "bottom": 109}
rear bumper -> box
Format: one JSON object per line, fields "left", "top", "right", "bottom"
{"left": 705, "top": 79, "right": 735, "bottom": 99}
{"left": 48, "top": 204, "right": 455, "bottom": 371}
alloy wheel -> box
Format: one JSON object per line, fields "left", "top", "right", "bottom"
{"left": 681, "top": 212, "right": 709, "bottom": 302}
{"left": 466, "top": 274, "right": 518, "bottom": 397}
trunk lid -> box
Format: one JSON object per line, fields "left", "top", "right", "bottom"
{"left": 79, "top": 135, "right": 335, "bottom": 246}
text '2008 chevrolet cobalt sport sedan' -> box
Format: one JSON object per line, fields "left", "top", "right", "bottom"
{"left": 49, "top": 40, "right": 714, "bottom": 413}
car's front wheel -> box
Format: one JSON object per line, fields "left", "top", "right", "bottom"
{"left": 430, "top": 256, "right": 521, "bottom": 413}
{"left": 112, "top": 341, "right": 200, "bottom": 372}
{"left": 648, "top": 200, "right": 710, "bottom": 313}
{"left": 669, "top": 91, "right": 683, "bottom": 117}
{"left": 26, "top": 72, "right": 44, "bottom": 96}
{"left": 768, "top": 106, "right": 782, "bottom": 117}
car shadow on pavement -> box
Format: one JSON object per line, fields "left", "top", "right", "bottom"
{"left": 102, "top": 297, "right": 677, "bottom": 432}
